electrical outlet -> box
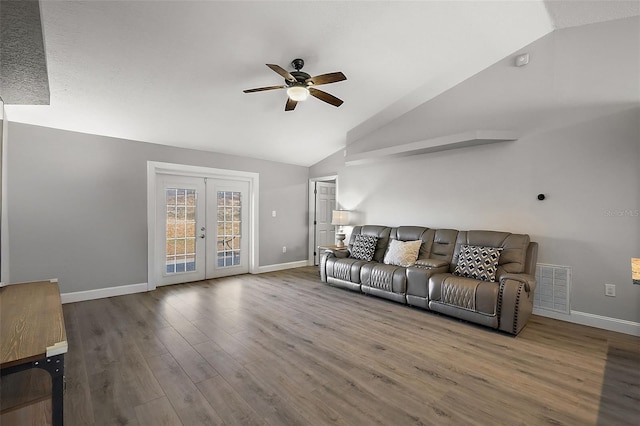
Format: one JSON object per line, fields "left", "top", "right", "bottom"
{"left": 605, "top": 284, "right": 616, "bottom": 297}
{"left": 282, "top": 246, "right": 287, "bottom": 253}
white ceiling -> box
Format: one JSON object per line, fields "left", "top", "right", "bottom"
{"left": 5, "top": 0, "right": 639, "bottom": 167}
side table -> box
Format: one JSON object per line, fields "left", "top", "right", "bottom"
{"left": 1, "top": 279, "right": 67, "bottom": 426}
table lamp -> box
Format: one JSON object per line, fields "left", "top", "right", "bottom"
{"left": 331, "top": 210, "right": 350, "bottom": 247}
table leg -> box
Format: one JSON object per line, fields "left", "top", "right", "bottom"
{"left": 36, "top": 354, "right": 65, "bottom": 426}
{"left": 1, "top": 353, "right": 65, "bottom": 425}
{"left": 50, "top": 355, "right": 64, "bottom": 426}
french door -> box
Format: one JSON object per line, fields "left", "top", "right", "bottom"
{"left": 155, "top": 174, "right": 249, "bottom": 286}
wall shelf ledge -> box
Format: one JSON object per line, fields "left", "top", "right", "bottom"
{"left": 345, "top": 130, "right": 519, "bottom": 166}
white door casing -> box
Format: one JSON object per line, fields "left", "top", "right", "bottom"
{"left": 147, "top": 162, "right": 259, "bottom": 290}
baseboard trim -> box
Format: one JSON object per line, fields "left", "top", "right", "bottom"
{"left": 533, "top": 308, "right": 640, "bottom": 336}
{"left": 61, "top": 282, "right": 148, "bottom": 304}
{"left": 253, "top": 260, "right": 309, "bottom": 274}
{"left": 60, "top": 261, "right": 310, "bottom": 302}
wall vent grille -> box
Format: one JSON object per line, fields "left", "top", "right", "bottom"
{"left": 534, "top": 264, "right": 571, "bottom": 314}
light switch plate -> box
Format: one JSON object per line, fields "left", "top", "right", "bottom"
{"left": 605, "top": 283, "right": 615, "bottom": 297}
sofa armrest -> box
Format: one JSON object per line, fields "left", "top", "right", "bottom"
{"left": 414, "top": 258, "right": 449, "bottom": 269}
{"left": 500, "top": 273, "right": 536, "bottom": 293}
{"left": 406, "top": 265, "right": 449, "bottom": 298}
{"left": 326, "top": 249, "right": 350, "bottom": 259}
{"left": 320, "top": 249, "right": 350, "bottom": 282}
{"left": 498, "top": 274, "right": 536, "bottom": 335}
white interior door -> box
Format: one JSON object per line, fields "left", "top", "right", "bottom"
{"left": 315, "top": 181, "right": 336, "bottom": 264}
{"left": 155, "top": 175, "right": 206, "bottom": 286}
{"left": 206, "top": 179, "right": 250, "bottom": 278}
{"left": 155, "top": 175, "right": 250, "bottom": 286}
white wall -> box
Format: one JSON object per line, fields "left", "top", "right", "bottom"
{"left": 6, "top": 123, "right": 309, "bottom": 293}
{"left": 315, "top": 17, "right": 640, "bottom": 324}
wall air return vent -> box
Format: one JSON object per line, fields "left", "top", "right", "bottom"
{"left": 534, "top": 264, "right": 571, "bottom": 314}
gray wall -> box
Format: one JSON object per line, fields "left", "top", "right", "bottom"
{"left": 313, "top": 17, "right": 640, "bottom": 323}
{"left": 6, "top": 123, "right": 309, "bottom": 293}
{"left": 309, "top": 148, "right": 344, "bottom": 181}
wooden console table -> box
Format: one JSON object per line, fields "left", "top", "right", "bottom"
{"left": 0, "top": 279, "right": 67, "bottom": 426}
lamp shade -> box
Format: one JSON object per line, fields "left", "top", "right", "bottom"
{"left": 331, "top": 210, "right": 350, "bottom": 226}
{"left": 287, "top": 86, "right": 309, "bottom": 101}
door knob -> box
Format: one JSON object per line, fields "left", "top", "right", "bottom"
{"left": 199, "top": 234, "right": 205, "bottom": 239}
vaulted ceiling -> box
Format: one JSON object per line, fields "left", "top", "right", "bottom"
{"left": 2, "top": 1, "right": 638, "bottom": 166}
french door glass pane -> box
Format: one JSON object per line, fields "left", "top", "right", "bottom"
{"left": 217, "top": 191, "right": 241, "bottom": 267}
{"left": 166, "top": 188, "right": 197, "bottom": 274}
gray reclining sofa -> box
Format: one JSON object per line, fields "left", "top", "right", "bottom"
{"left": 320, "top": 225, "right": 538, "bottom": 335}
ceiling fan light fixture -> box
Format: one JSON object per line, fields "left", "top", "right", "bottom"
{"left": 244, "top": 60, "right": 346, "bottom": 111}
{"left": 287, "top": 85, "right": 309, "bottom": 101}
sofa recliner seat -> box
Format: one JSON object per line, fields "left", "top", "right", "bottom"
{"left": 321, "top": 225, "right": 391, "bottom": 291}
{"left": 428, "top": 230, "right": 537, "bottom": 335}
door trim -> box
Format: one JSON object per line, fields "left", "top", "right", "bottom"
{"left": 147, "top": 161, "right": 259, "bottom": 290}
{"left": 307, "top": 175, "right": 338, "bottom": 266}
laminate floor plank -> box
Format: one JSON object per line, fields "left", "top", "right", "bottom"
{"left": 134, "top": 396, "right": 183, "bottom": 426}
{"left": 154, "top": 327, "right": 218, "bottom": 384}
{"left": 196, "top": 375, "right": 267, "bottom": 426}
{"left": 61, "top": 304, "right": 96, "bottom": 425}
{"left": 87, "top": 364, "right": 141, "bottom": 426}
{"left": 146, "top": 352, "right": 224, "bottom": 425}
{"left": 61, "top": 267, "right": 640, "bottom": 426}
{"left": 84, "top": 334, "right": 163, "bottom": 425}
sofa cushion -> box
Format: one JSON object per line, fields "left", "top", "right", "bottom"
{"left": 453, "top": 245, "right": 502, "bottom": 282}
{"left": 361, "top": 263, "right": 407, "bottom": 294}
{"left": 383, "top": 239, "right": 422, "bottom": 267}
{"left": 350, "top": 234, "right": 378, "bottom": 261}
{"left": 428, "top": 229, "right": 458, "bottom": 263}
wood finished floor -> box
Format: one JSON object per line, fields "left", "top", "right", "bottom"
{"left": 62, "top": 267, "right": 640, "bottom": 426}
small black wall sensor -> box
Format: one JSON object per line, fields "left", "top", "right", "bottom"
{"left": 537, "top": 194, "right": 546, "bottom": 201}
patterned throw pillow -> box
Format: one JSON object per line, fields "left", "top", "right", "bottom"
{"left": 453, "top": 245, "right": 503, "bottom": 282}
{"left": 383, "top": 239, "right": 422, "bottom": 267}
{"left": 350, "top": 234, "right": 378, "bottom": 261}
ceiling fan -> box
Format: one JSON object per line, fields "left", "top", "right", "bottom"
{"left": 243, "top": 59, "right": 347, "bottom": 111}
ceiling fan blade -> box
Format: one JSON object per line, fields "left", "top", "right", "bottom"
{"left": 285, "top": 98, "right": 297, "bottom": 111}
{"left": 243, "top": 85, "right": 287, "bottom": 93}
{"left": 306, "top": 72, "right": 346, "bottom": 86}
{"left": 309, "top": 88, "right": 343, "bottom": 107}
{"left": 266, "top": 64, "right": 297, "bottom": 82}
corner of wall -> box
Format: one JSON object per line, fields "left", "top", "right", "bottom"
{"left": 1, "top": 103, "right": 9, "bottom": 284}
